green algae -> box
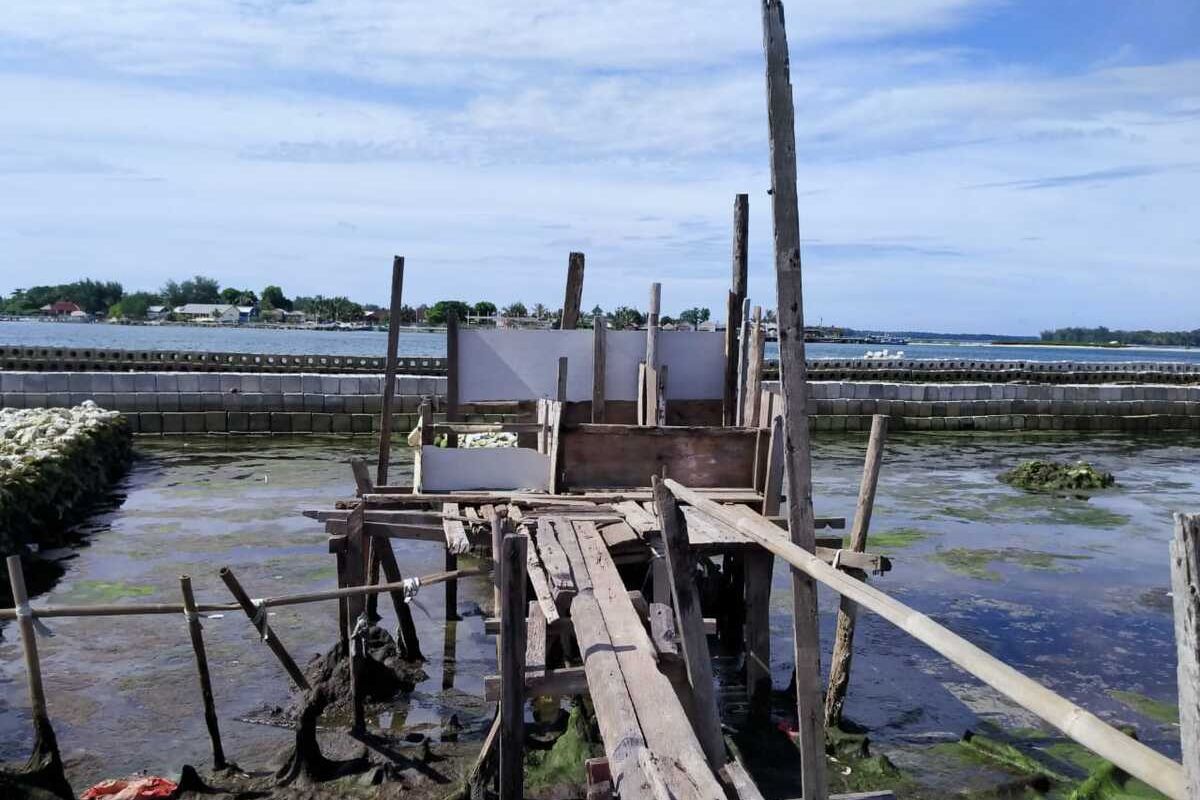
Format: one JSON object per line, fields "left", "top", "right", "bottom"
{"left": 1069, "top": 761, "right": 1164, "bottom": 800}
{"left": 524, "top": 703, "right": 602, "bottom": 795}
{"left": 69, "top": 579, "right": 156, "bottom": 602}
{"left": 931, "top": 547, "right": 1091, "bottom": 581}
{"left": 868, "top": 527, "right": 933, "bottom": 551}
{"left": 1001, "top": 461, "right": 1115, "bottom": 492}
{"left": 1109, "top": 691, "right": 1179, "bottom": 725}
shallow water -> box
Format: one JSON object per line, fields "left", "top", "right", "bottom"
{"left": 2, "top": 432, "right": 1198, "bottom": 791}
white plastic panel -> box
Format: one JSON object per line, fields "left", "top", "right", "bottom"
{"left": 417, "top": 446, "right": 549, "bottom": 492}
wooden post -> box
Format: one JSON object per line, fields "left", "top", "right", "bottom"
{"left": 656, "top": 363, "right": 668, "bottom": 426}
{"left": 376, "top": 537, "right": 426, "bottom": 661}
{"left": 557, "top": 356, "right": 569, "bottom": 403}
{"left": 735, "top": 298, "right": 751, "bottom": 425}
{"left": 644, "top": 283, "right": 661, "bottom": 426}
{"left": 561, "top": 252, "right": 585, "bottom": 330}
{"left": 6, "top": 555, "right": 51, "bottom": 746}
{"left": 824, "top": 415, "right": 889, "bottom": 728}
{"left": 445, "top": 311, "right": 460, "bottom": 448}
{"left": 219, "top": 566, "right": 311, "bottom": 691}
{"left": 746, "top": 414, "right": 784, "bottom": 717}
{"left": 499, "top": 533, "right": 529, "bottom": 800}
{"left": 419, "top": 400, "right": 433, "bottom": 445}
{"left": 376, "top": 256, "right": 404, "bottom": 485}
{"left": 724, "top": 193, "right": 749, "bottom": 426}
{"left": 181, "top": 575, "right": 226, "bottom": 769}
{"left": 651, "top": 478, "right": 725, "bottom": 768}
{"left": 592, "top": 313, "right": 607, "bottom": 423}
{"left": 1172, "top": 513, "right": 1200, "bottom": 798}
{"left": 741, "top": 306, "right": 764, "bottom": 428}
{"left": 350, "top": 457, "right": 373, "bottom": 497}
{"left": 761, "top": 0, "right": 828, "bottom": 795}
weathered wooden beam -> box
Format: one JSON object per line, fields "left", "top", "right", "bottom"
{"left": 499, "top": 533, "right": 528, "bottom": 800}
{"left": 761, "top": 0, "right": 827, "bottom": 794}
{"left": 724, "top": 194, "right": 749, "bottom": 427}
{"left": 6, "top": 554, "right": 62, "bottom": 781}
{"left": 433, "top": 422, "right": 544, "bottom": 434}
{"left": 219, "top": 566, "right": 310, "bottom": 691}
{"left": 670, "top": 478, "right": 1188, "bottom": 800}
{"left": 652, "top": 477, "right": 726, "bottom": 768}
{"left": 361, "top": 488, "right": 765, "bottom": 505}
{"left": 536, "top": 518, "right": 578, "bottom": 612}
{"left": 741, "top": 307, "right": 764, "bottom": 428}
{"left": 557, "top": 356, "right": 569, "bottom": 403}
{"left": 445, "top": 311, "right": 461, "bottom": 448}
{"left": 593, "top": 313, "right": 607, "bottom": 422}
{"left": 376, "top": 255, "right": 404, "bottom": 486}
{"left": 350, "top": 457, "right": 373, "bottom": 497}
{"left": 735, "top": 298, "right": 751, "bottom": 425}
{"left": 561, "top": 252, "right": 585, "bottom": 330}
{"left": 483, "top": 666, "right": 589, "bottom": 702}
{"left": 1171, "top": 512, "right": 1200, "bottom": 799}
{"left": 825, "top": 415, "right": 888, "bottom": 728}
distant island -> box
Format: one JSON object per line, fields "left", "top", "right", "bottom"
{"left": 1037, "top": 326, "right": 1200, "bottom": 348}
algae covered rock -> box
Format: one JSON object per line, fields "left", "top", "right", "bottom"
{"left": 1000, "top": 460, "right": 1115, "bottom": 492}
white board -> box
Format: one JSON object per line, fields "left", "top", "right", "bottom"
{"left": 458, "top": 329, "right": 725, "bottom": 403}
{"left": 417, "top": 446, "right": 549, "bottom": 492}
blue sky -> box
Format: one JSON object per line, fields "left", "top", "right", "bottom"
{"left": 1, "top": 1, "right": 1196, "bottom": 334}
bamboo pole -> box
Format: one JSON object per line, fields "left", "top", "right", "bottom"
{"left": 666, "top": 478, "right": 1188, "bottom": 800}
{"left": 499, "top": 533, "right": 529, "bottom": 800}
{"left": 376, "top": 255, "right": 404, "bottom": 486}
{"left": 1171, "top": 513, "right": 1200, "bottom": 798}
{"left": 761, "top": 1, "right": 827, "bottom": 794}
{"left": 824, "top": 415, "right": 888, "bottom": 728}
{"left": 220, "top": 566, "right": 310, "bottom": 691}
{"left": 180, "top": 575, "right": 226, "bottom": 769}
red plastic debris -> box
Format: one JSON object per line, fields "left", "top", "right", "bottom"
{"left": 81, "top": 776, "right": 178, "bottom": 800}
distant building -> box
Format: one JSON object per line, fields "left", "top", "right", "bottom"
{"left": 146, "top": 305, "right": 169, "bottom": 320}
{"left": 174, "top": 303, "right": 241, "bottom": 324}
{"left": 697, "top": 319, "right": 721, "bottom": 332}
{"left": 236, "top": 305, "right": 258, "bottom": 323}
{"left": 40, "top": 301, "right": 81, "bottom": 316}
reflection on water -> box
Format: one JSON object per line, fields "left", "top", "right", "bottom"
{"left": 2, "top": 432, "right": 1198, "bottom": 789}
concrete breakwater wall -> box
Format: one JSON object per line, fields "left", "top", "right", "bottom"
{"left": 766, "top": 381, "right": 1200, "bottom": 432}
{"left": 3, "top": 371, "right": 1200, "bottom": 434}
{"left": 792, "top": 358, "right": 1200, "bottom": 384}
{"left": 0, "top": 344, "right": 446, "bottom": 375}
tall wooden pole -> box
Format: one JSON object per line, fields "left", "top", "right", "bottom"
{"left": 499, "top": 533, "right": 529, "bottom": 800}
{"left": 561, "top": 252, "right": 585, "bottom": 330}
{"left": 592, "top": 314, "right": 607, "bottom": 423}
{"left": 761, "top": 1, "right": 828, "bottom": 795}
{"left": 1171, "top": 513, "right": 1200, "bottom": 798}
{"left": 742, "top": 306, "right": 765, "bottom": 427}
{"left": 376, "top": 256, "right": 404, "bottom": 486}
{"left": 445, "top": 311, "right": 461, "bottom": 448}
{"left": 724, "top": 194, "right": 749, "bottom": 426}
{"left": 824, "top": 415, "right": 888, "bottom": 728}
{"left": 180, "top": 575, "right": 226, "bottom": 769}
{"left": 644, "top": 283, "right": 661, "bottom": 426}
{"left": 735, "top": 297, "right": 752, "bottom": 425}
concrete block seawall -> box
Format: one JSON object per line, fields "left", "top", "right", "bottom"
{"left": 767, "top": 381, "right": 1200, "bottom": 433}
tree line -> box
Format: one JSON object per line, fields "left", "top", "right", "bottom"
{"left": 1041, "top": 326, "right": 1200, "bottom": 348}
{"left": 1, "top": 278, "right": 713, "bottom": 329}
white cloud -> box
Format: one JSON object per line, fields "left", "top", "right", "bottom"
{"left": 0, "top": 0, "right": 1197, "bottom": 331}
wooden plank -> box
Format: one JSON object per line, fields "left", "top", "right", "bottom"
{"left": 761, "top": 0, "right": 828, "bottom": 793}
{"left": 557, "top": 356, "right": 569, "bottom": 402}
{"left": 442, "top": 502, "right": 471, "bottom": 554}
{"left": 644, "top": 283, "right": 661, "bottom": 426}
{"left": 433, "top": 422, "right": 544, "bottom": 434}
{"left": 599, "top": 520, "right": 644, "bottom": 552}
{"left": 419, "top": 400, "right": 434, "bottom": 445}
{"left": 668, "top": 478, "right": 1189, "bottom": 800}
{"left": 825, "top": 415, "right": 889, "bottom": 727}
{"left": 445, "top": 310, "right": 460, "bottom": 448}
{"left": 527, "top": 600, "right": 547, "bottom": 682}
{"left": 376, "top": 255, "right": 404, "bottom": 485}
{"left": 561, "top": 251, "right": 586, "bottom": 330}
{"left": 499, "top": 533, "right": 528, "bottom": 800}
{"left": 526, "top": 546, "right": 562, "bottom": 625}
{"left": 548, "top": 400, "right": 564, "bottom": 494}
{"left": 569, "top": 520, "right": 727, "bottom": 799}
{"left": 375, "top": 537, "right": 425, "bottom": 660}
{"left": 344, "top": 503, "right": 367, "bottom": 625}
{"left": 615, "top": 500, "right": 660, "bottom": 534}
{"left": 761, "top": 415, "right": 784, "bottom": 516}
{"left": 637, "top": 363, "right": 647, "bottom": 427}
{"left": 593, "top": 314, "right": 607, "bottom": 423}
{"left": 735, "top": 298, "right": 751, "bottom": 425}
{"left": 350, "top": 457, "right": 373, "bottom": 497}
{"left": 1172, "top": 512, "right": 1200, "bottom": 799}
{"left": 649, "top": 602, "right": 681, "bottom": 661}
{"left": 536, "top": 518, "right": 578, "bottom": 612}
{"left": 741, "top": 307, "right": 764, "bottom": 428}
{"left": 483, "top": 666, "right": 589, "bottom": 702}
{"left": 650, "top": 478, "right": 726, "bottom": 768}
{"left": 721, "top": 756, "right": 766, "bottom": 800}
{"left": 362, "top": 488, "right": 765, "bottom": 505}
{"left": 560, "top": 425, "right": 759, "bottom": 491}
{"left": 744, "top": 549, "right": 774, "bottom": 718}
{"left": 326, "top": 519, "right": 445, "bottom": 543}
{"left": 656, "top": 364, "right": 668, "bottom": 427}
